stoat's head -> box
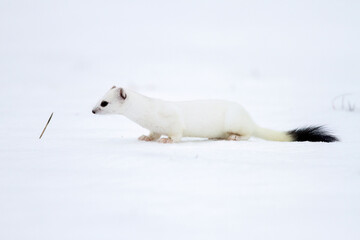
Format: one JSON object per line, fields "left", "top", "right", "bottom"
{"left": 92, "top": 86, "right": 127, "bottom": 115}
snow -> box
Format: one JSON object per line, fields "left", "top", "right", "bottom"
{"left": 1, "top": 1, "right": 360, "bottom": 239}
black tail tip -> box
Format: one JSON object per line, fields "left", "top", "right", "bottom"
{"left": 287, "top": 126, "right": 339, "bottom": 142}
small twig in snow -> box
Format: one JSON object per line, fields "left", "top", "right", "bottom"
{"left": 39, "top": 113, "right": 54, "bottom": 139}
{"left": 332, "top": 93, "right": 355, "bottom": 111}
{"left": 347, "top": 101, "right": 355, "bottom": 112}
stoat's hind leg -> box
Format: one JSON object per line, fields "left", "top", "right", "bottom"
{"left": 138, "top": 132, "right": 161, "bottom": 141}
{"left": 224, "top": 106, "right": 256, "bottom": 141}
{"left": 227, "top": 133, "right": 250, "bottom": 141}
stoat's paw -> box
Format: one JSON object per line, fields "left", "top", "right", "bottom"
{"left": 157, "top": 138, "right": 174, "bottom": 144}
{"left": 138, "top": 135, "right": 153, "bottom": 141}
{"left": 227, "top": 134, "right": 242, "bottom": 141}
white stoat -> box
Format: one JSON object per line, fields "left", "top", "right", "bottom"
{"left": 92, "top": 86, "right": 338, "bottom": 143}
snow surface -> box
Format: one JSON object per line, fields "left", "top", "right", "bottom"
{"left": 1, "top": 1, "right": 360, "bottom": 239}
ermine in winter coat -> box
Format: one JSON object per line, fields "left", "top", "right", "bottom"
{"left": 92, "top": 86, "right": 338, "bottom": 143}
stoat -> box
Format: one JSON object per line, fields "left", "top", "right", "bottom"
{"left": 92, "top": 86, "right": 338, "bottom": 143}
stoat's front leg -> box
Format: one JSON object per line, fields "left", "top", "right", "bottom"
{"left": 157, "top": 134, "right": 182, "bottom": 144}
{"left": 138, "top": 132, "right": 161, "bottom": 141}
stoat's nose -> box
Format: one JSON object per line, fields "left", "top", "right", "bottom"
{"left": 92, "top": 110, "right": 96, "bottom": 114}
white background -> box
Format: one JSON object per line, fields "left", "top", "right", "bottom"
{"left": 1, "top": 1, "right": 359, "bottom": 239}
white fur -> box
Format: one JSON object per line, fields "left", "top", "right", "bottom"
{"left": 92, "top": 87, "right": 293, "bottom": 143}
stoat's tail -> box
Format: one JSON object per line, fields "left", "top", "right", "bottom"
{"left": 253, "top": 125, "right": 339, "bottom": 142}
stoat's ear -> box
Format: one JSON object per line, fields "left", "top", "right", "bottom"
{"left": 111, "top": 85, "right": 116, "bottom": 89}
{"left": 120, "top": 88, "right": 127, "bottom": 100}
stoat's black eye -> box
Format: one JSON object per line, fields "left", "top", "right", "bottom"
{"left": 100, "top": 101, "right": 108, "bottom": 107}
